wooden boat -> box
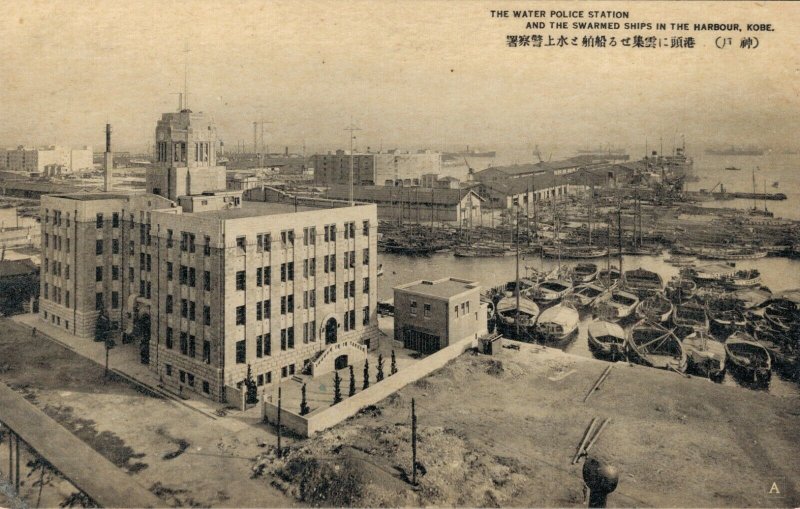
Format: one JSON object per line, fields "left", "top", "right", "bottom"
{"left": 689, "top": 263, "right": 737, "bottom": 285}
{"left": 763, "top": 294, "right": 800, "bottom": 332}
{"left": 636, "top": 293, "right": 674, "bottom": 323}
{"left": 571, "top": 263, "right": 599, "bottom": 283}
{"left": 564, "top": 283, "right": 609, "bottom": 308}
{"left": 665, "top": 254, "right": 696, "bottom": 267}
{"left": 699, "top": 247, "right": 768, "bottom": 260}
{"left": 587, "top": 320, "right": 626, "bottom": 360}
{"left": 627, "top": 321, "right": 687, "bottom": 373}
{"left": 666, "top": 277, "right": 697, "bottom": 303}
{"left": 527, "top": 279, "right": 573, "bottom": 307}
{"left": 682, "top": 331, "right": 726, "bottom": 379}
{"left": 706, "top": 297, "right": 747, "bottom": 336}
{"left": 597, "top": 266, "right": 621, "bottom": 287}
{"left": 593, "top": 288, "right": 639, "bottom": 321}
{"left": 495, "top": 296, "right": 540, "bottom": 341}
{"left": 751, "top": 322, "right": 798, "bottom": 369}
{"left": 454, "top": 246, "right": 515, "bottom": 257}
{"left": 536, "top": 303, "right": 580, "bottom": 346}
{"left": 725, "top": 269, "right": 761, "bottom": 288}
{"left": 624, "top": 268, "right": 664, "bottom": 296}
{"left": 725, "top": 331, "right": 771, "bottom": 383}
{"left": 672, "top": 300, "right": 709, "bottom": 332}
{"left": 542, "top": 245, "right": 608, "bottom": 259}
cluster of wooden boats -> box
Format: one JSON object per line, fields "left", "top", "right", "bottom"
{"left": 486, "top": 258, "right": 799, "bottom": 386}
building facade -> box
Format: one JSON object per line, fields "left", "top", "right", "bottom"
{"left": 394, "top": 278, "right": 487, "bottom": 353}
{"left": 0, "top": 146, "right": 93, "bottom": 174}
{"left": 39, "top": 109, "right": 380, "bottom": 403}
{"left": 312, "top": 149, "right": 442, "bottom": 187}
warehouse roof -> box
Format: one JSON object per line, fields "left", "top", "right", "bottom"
{"left": 325, "top": 185, "right": 483, "bottom": 205}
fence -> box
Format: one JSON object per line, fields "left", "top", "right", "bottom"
{"left": 263, "top": 335, "right": 477, "bottom": 437}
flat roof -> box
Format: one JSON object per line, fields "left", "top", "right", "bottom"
{"left": 55, "top": 192, "right": 131, "bottom": 201}
{"left": 397, "top": 278, "right": 479, "bottom": 299}
{"left": 189, "top": 200, "right": 321, "bottom": 220}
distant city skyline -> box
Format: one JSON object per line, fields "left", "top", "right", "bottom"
{"left": 1, "top": 1, "right": 798, "bottom": 154}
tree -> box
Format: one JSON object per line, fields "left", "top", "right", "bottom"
{"left": 300, "top": 383, "right": 310, "bottom": 415}
{"left": 390, "top": 349, "right": 398, "bottom": 376}
{"left": 333, "top": 371, "right": 342, "bottom": 404}
{"left": 362, "top": 358, "right": 370, "bottom": 390}
{"left": 348, "top": 365, "right": 356, "bottom": 397}
{"left": 95, "top": 307, "right": 113, "bottom": 378}
{"left": 376, "top": 353, "right": 385, "bottom": 382}
{"left": 244, "top": 364, "right": 258, "bottom": 404}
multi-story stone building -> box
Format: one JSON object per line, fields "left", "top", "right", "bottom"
{"left": 311, "top": 149, "right": 441, "bottom": 187}
{"left": 40, "top": 108, "right": 379, "bottom": 403}
{"left": 0, "top": 145, "right": 93, "bottom": 174}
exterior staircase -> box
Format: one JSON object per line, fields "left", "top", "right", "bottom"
{"left": 310, "top": 340, "right": 368, "bottom": 377}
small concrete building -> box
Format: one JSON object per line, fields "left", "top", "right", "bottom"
{"left": 312, "top": 149, "right": 442, "bottom": 187}
{"left": 394, "top": 278, "right": 487, "bottom": 354}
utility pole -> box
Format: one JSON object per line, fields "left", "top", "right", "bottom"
{"left": 277, "top": 386, "right": 282, "bottom": 457}
{"left": 411, "top": 398, "right": 417, "bottom": 485}
{"left": 344, "top": 121, "right": 362, "bottom": 206}
{"left": 515, "top": 208, "right": 520, "bottom": 340}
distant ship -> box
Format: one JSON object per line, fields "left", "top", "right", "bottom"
{"left": 575, "top": 145, "right": 629, "bottom": 160}
{"left": 442, "top": 146, "right": 496, "bottom": 161}
{"left": 706, "top": 146, "right": 765, "bottom": 156}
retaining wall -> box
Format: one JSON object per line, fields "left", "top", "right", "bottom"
{"left": 262, "top": 335, "right": 476, "bottom": 437}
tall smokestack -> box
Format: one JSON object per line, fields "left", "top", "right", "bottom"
{"left": 104, "top": 124, "right": 113, "bottom": 192}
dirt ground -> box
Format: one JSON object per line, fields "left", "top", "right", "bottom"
{"left": 0, "top": 318, "right": 296, "bottom": 508}
{"left": 254, "top": 341, "right": 800, "bottom": 508}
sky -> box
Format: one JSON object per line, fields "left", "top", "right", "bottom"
{"left": 0, "top": 0, "right": 798, "bottom": 154}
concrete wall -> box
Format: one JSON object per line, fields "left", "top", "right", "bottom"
{"left": 262, "top": 335, "right": 476, "bottom": 437}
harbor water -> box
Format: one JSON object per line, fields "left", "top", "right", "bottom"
{"left": 377, "top": 251, "right": 800, "bottom": 396}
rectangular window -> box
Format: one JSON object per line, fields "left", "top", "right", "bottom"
{"left": 95, "top": 240, "right": 103, "bottom": 255}
{"left": 204, "top": 305, "right": 211, "bottom": 326}
{"left": 112, "top": 213, "right": 119, "bottom": 228}
{"left": 410, "top": 300, "right": 418, "bottom": 316}
{"left": 257, "top": 301, "right": 263, "bottom": 321}
{"left": 203, "top": 235, "right": 211, "bottom": 256}
{"left": 263, "top": 299, "right": 270, "bottom": 318}
{"left": 180, "top": 332, "right": 188, "bottom": 355}
{"left": 188, "top": 267, "right": 196, "bottom": 287}
{"left": 204, "top": 271, "right": 211, "bottom": 291}
{"left": 288, "top": 262, "right": 294, "bottom": 281}
{"left": 187, "top": 374, "right": 195, "bottom": 387}
{"left": 166, "top": 262, "right": 173, "bottom": 281}
{"left": 203, "top": 340, "right": 211, "bottom": 364}
{"left": 112, "top": 239, "right": 119, "bottom": 254}
{"left": 281, "top": 329, "right": 287, "bottom": 351}
{"left": 256, "top": 267, "right": 263, "bottom": 286}
{"left": 95, "top": 292, "right": 103, "bottom": 310}
{"left": 256, "top": 335, "right": 263, "bottom": 358}
{"left": 96, "top": 213, "right": 103, "bottom": 228}
{"left": 236, "top": 236, "right": 246, "bottom": 253}
{"left": 112, "top": 291, "right": 119, "bottom": 309}
{"left": 281, "top": 296, "right": 287, "bottom": 315}
{"left": 424, "top": 303, "right": 431, "bottom": 318}
{"left": 363, "top": 306, "right": 370, "bottom": 325}
{"left": 363, "top": 248, "right": 369, "bottom": 265}
{"left": 166, "top": 295, "right": 173, "bottom": 313}
{"left": 303, "top": 259, "right": 309, "bottom": 278}
{"left": 363, "top": 277, "right": 369, "bottom": 293}
{"left": 236, "top": 305, "right": 246, "bottom": 325}
{"left": 236, "top": 340, "right": 246, "bottom": 364}
{"left": 202, "top": 381, "right": 210, "bottom": 394}
{"left": 236, "top": 271, "right": 246, "bottom": 290}
{"left": 363, "top": 220, "right": 370, "bottom": 236}
{"left": 181, "top": 299, "right": 188, "bottom": 318}
{"left": 189, "top": 301, "right": 196, "bottom": 321}
{"left": 309, "top": 289, "right": 316, "bottom": 307}
{"left": 180, "top": 265, "right": 188, "bottom": 285}
{"left": 166, "top": 364, "right": 172, "bottom": 376}
{"left": 189, "top": 335, "right": 196, "bottom": 357}
{"left": 288, "top": 326, "right": 294, "bottom": 349}
{"left": 95, "top": 266, "right": 103, "bottom": 282}
{"left": 280, "top": 263, "right": 286, "bottom": 282}
{"left": 166, "top": 327, "right": 173, "bottom": 349}
{"left": 287, "top": 294, "right": 294, "bottom": 313}
{"left": 263, "top": 267, "right": 271, "bottom": 285}
{"left": 264, "top": 333, "right": 271, "bottom": 356}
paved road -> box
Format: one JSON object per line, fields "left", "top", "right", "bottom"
{"left": 0, "top": 382, "right": 163, "bottom": 508}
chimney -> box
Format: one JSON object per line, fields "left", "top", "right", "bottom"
{"left": 104, "top": 124, "right": 113, "bottom": 192}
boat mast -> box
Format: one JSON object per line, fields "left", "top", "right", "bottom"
{"left": 617, "top": 199, "right": 624, "bottom": 279}
{"left": 763, "top": 179, "right": 768, "bottom": 213}
{"left": 752, "top": 168, "right": 756, "bottom": 211}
